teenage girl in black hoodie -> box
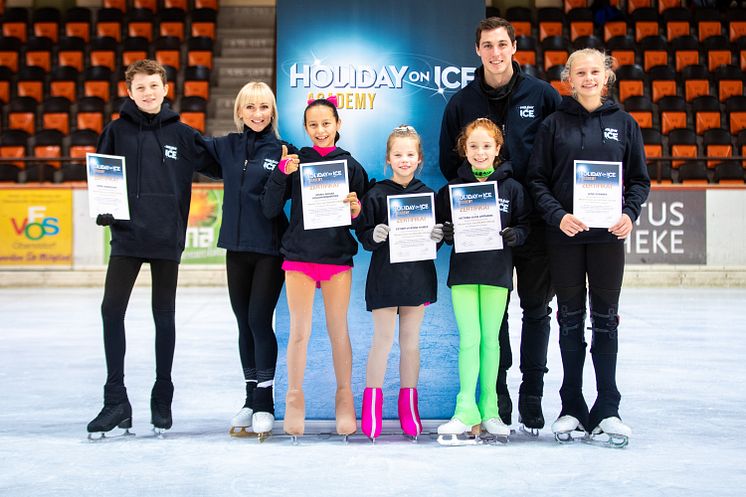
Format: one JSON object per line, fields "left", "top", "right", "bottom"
{"left": 528, "top": 49, "right": 650, "bottom": 447}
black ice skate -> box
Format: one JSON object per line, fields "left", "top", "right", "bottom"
{"left": 518, "top": 394, "right": 545, "bottom": 438}
{"left": 150, "top": 379, "right": 173, "bottom": 436}
{"left": 87, "top": 400, "right": 134, "bottom": 440}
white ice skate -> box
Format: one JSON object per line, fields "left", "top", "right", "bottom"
{"left": 251, "top": 412, "right": 275, "bottom": 442}
{"left": 437, "top": 418, "right": 480, "bottom": 446}
{"left": 589, "top": 417, "right": 631, "bottom": 448}
{"left": 229, "top": 407, "right": 253, "bottom": 437}
{"left": 481, "top": 417, "right": 510, "bottom": 444}
{"left": 551, "top": 415, "right": 586, "bottom": 444}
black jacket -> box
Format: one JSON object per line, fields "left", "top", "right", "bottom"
{"left": 97, "top": 99, "right": 217, "bottom": 262}
{"left": 436, "top": 162, "right": 531, "bottom": 289}
{"left": 261, "top": 146, "right": 369, "bottom": 266}
{"left": 439, "top": 62, "right": 561, "bottom": 185}
{"left": 527, "top": 96, "right": 651, "bottom": 245}
{"left": 205, "top": 126, "right": 290, "bottom": 256}
{"left": 355, "top": 178, "right": 438, "bottom": 311}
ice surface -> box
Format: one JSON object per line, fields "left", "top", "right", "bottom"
{"left": 1, "top": 286, "right": 745, "bottom": 496}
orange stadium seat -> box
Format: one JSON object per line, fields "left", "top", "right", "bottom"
{"left": 187, "top": 36, "right": 214, "bottom": 70}
{"left": 110, "top": 96, "right": 128, "bottom": 121}
{"left": 32, "top": 7, "right": 60, "bottom": 43}
{"left": 691, "top": 95, "right": 722, "bottom": 135}
{"left": 164, "top": 0, "right": 189, "bottom": 10}
{"left": 7, "top": 96, "right": 37, "bottom": 134}
{"left": 122, "top": 36, "right": 151, "bottom": 67}
{"left": 63, "top": 7, "right": 92, "bottom": 43}
{"left": 737, "top": 37, "right": 746, "bottom": 72}
{"left": 180, "top": 96, "right": 207, "bottom": 133}
{"left": 662, "top": 7, "right": 691, "bottom": 42}
{"left": 31, "top": 129, "right": 65, "bottom": 182}
{"left": 603, "top": 16, "right": 628, "bottom": 42}
{"left": 640, "top": 35, "right": 668, "bottom": 72}
{"left": 726, "top": 95, "right": 746, "bottom": 135}
{"left": 658, "top": 95, "right": 688, "bottom": 135}
{"left": 25, "top": 37, "right": 53, "bottom": 73}
{"left": 41, "top": 96, "right": 72, "bottom": 135}
{"left": 541, "top": 36, "right": 570, "bottom": 72}
{"left": 90, "top": 37, "right": 118, "bottom": 72}
{"left": 714, "top": 65, "right": 744, "bottom": 103}
{"left": 680, "top": 64, "right": 711, "bottom": 102}
{"left": 155, "top": 36, "right": 182, "bottom": 71}
{"left": 567, "top": 8, "right": 594, "bottom": 42}
{"left": 672, "top": 35, "right": 700, "bottom": 72}
{"left": 194, "top": 0, "right": 218, "bottom": 10}
{"left": 624, "top": 96, "right": 654, "bottom": 129}
{"left": 668, "top": 128, "right": 697, "bottom": 169}
{"left": 703, "top": 36, "right": 732, "bottom": 72}
{"left": 83, "top": 66, "right": 113, "bottom": 103}
{"left": 615, "top": 64, "right": 645, "bottom": 103}
{"left": 0, "top": 66, "right": 11, "bottom": 103}
{"left": 57, "top": 36, "right": 86, "bottom": 72}
{"left": 572, "top": 34, "right": 604, "bottom": 51}
{"left": 606, "top": 35, "right": 636, "bottom": 67}
{"left": 506, "top": 7, "right": 532, "bottom": 38}
{"left": 17, "top": 67, "right": 45, "bottom": 103}
{"left": 627, "top": 0, "right": 651, "bottom": 14}
{"left": 641, "top": 128, "right": 671, "bottom": 183}
{"left": 126, "top": 8, "right": 154, "bottom": 41}
{"left": 0, "top": 36, "right": 21, "bottom": 72}
{"left": 695, "top": 9, "right": 723, "bottom": 42}
{"left": 159, "top": 8, "right": 186, "bottom": 40}
{"left": 515, "top": 36, "right": 537, "bottom": 67}
{"left": 538, "top": 7, "right": 564, "bottom": 42}
{"left": 2, "top": 7, "right": 28, "bottom": 42}
{"left": 183, "top": 65, "right": 211, "bottom": 100}
{"left": 49, "top": 66, "right": 79, "bottom": 102}
{"left": 649, "top": 66, "right": 678, "bottom": 103}
{"left": 191, "top": 8, "right": 217, "bottom": 40}
{"left": 0, "top": 129, "right": 29, "bottom": 182}
{"left": 76, "top": 96, "right": 105, "bottom": 134}
{"left": 133, "top": 0, "right": 158, "bottom": 12}
{"left": 96, "top": 8, "right": 123, "bottom": 42}
{"left": 66, "top": 129, "right": 99, "bottom": 181}
{"left": 103, "top": 0, "right": 128, "bottom": 13}
{"left": 703, "top": 128, "right": 733, "bottom": 170}
{"left": 659, "top": 0, "right": 682, "bottom": 14}
{"left": 729, "top": 9, "right": 746, "bottom": 42}
{"left": 632, "top": 8, "right": 659, "bottom": 42}
{"left": 545, "top": 64, "right": 571, "bottom": 96}
{"left": 564, "top": 0, "right": 587, "bottom": 13}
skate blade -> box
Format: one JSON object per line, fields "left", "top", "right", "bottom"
{"left": 87, "top": 428, "right": 135, "bottom": 442}
{"left": 554, "top": 431, "right": 584, "bottom": 444}
{"left": 586, "top": 432, "right": 629, "bottom": 449}
{"left": 519, "top": 424, "right": 540, "bottom": 438}
{"left": 229, "top": 426, "right": 256, "bottom": 438}
{"left": 257, "top": 432, "right": 271, "bottom": 443}
{"left": 152, "top": 427, "right": 169, "bottom": 438}
{"left": 480, "top": 433, "right": 509, "bottom": 445}
{"left": 437, "top": 434, "right": 479, "bottom": 446}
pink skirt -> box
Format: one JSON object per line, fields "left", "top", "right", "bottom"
{"left": 282, "top": 260, "right": 351, "bottom": 288}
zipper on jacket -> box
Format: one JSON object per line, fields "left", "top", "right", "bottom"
{"left": 236, "top": 159, "right": 248, "bottom": 243}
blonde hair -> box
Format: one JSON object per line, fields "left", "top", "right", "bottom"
{"left": 233, "top": 81, "right": 279, "bottom": 136}
{"left": 456, "top": 118, "right": 504, "bottom": 162}
{"left": 385, "top": 124, "right": 424, "bottom": 174}
{"left": 561, "top": 48, "right": 617, "bottom": 97}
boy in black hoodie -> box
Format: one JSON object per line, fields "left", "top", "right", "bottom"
{"left": 87, "top": 59, "right": 217, "bottom": 438}
{"left": 439, "top": 17, "right": 562, "bottom": 431}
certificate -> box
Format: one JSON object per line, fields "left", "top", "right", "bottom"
{"left": 300, "top": 160, "right": 350, "bottom": 230}
{"left": 85, "top": 152, "right": 130, "bottom": 220}
{"left": 387, "top": 192, "right": 436, "bottom": 264}
{"left": 573, "top": 160, "right": 622, "bottom": 228}
{"left": 449, "top": 181, "right": 502, "bottom": 254}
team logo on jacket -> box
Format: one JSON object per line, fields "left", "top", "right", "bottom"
{"left": 164, "top": 145, "right": 178, "bottom": 159}
{"left": 519, "top": 105, "right": 535, "bottom": 118}
{"left": 263, "top": 158, "right": 278, "bottom": 171}
{"left": 499, "top": 198, "right": 510, "bottom": 213}
{"left": 604, "top": 128, "right": 619, "bottom": 142}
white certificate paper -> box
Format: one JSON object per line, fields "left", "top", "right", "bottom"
{"left": 387, "top": 192, "right": 436, "bottom": 264}
{"left": 86, "top": 152, "right": 130, "bottom": 220}
{"left": 449, "top": 181, "right": 503, "bottom": 254}
{"left": 300, "top": 160, "right": 350, "bottom": 230}
{"left": 573, "top": 160, "right": 623, "bottom": 228}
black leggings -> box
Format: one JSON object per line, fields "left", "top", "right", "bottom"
{"left": 101, "top": 256, "right": 179, "bottom": 388}
{"left": 226, "top": 250, "right": 284, "bottom": 412}
{"left": 548, "top": 242, "right": 625, "bottom": 429}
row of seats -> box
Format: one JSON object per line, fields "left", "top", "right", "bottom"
{"left": 0, "top": 6, "right": 217, "bottom": 43}
{"left": 0, "top": 95, "right": 208, "bottom": 183}
{"left": 505, "top": 5, "right": 745, "bottom": 43}
{"left": 624, "top": 95, "right": 746, "bottom": 136}
{"left": 516, "top": 33, "right": 746, "bottom": 73}
{"left": 98, "top": 0, "right": 218, "bottom": 13}
{"left": 643, "top": 128, "right": 746, "bottom": 184}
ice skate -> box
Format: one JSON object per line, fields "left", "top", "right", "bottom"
{"left": 588, "top": 416, "right": 631, "bottom": 448}
{"left": 229, "top": 407, "right": 254, "bottom": 437}
{"left": 551, "top": 415, "right": 586, "bottom": 443}
{"left": 283, "top": 389, "right": 305, "bottom": 443}
{"left": 481, "top": 417, "right": 510, "bottom": 444}
{"left": 398, "top": 388, "right": 423, "bottom": 442}
{"left": 335, "top": 386, "right": 357, "bottom": 442}
{"left": 251, "top": 412, "right": 275, "bottom": 443}
{"left": 518, "top": 394, "right": 545, "bottom": 438}
{"left": 150, "top": 379, "right": 173, "bottom": 436}
{"left": 436, "top": 418, "right": 481, "bottom": 446}
{"left": 87, "top": 400, "right": 134, "bottom": 441}
{"left": 361, "top": 387, "right": 382, "bottom": 442}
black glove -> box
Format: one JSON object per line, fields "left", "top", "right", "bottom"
{"left": 96, "top": 213, "right": 116, "bottom": 226}
{"left": 442, "top": 221, "right": 454, "bottom": 245}
{"left": 500, "top": 227, "right": 518, "bottom": 247}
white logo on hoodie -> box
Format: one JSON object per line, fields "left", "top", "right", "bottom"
{"left": 604, "top": 128, "right": 619, "bottom": 142}
{"left": 263, "top": 158, "right": 278, "bottom": 171}
{"left": 164, "top": 145, "right": 178, "bottom": 159}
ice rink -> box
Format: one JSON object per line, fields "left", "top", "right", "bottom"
{"left": 2, "top": 284, "right": 745, "bottom": 496}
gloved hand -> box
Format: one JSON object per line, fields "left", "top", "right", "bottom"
{"left": 430, "top": 223, "right": 444, "bottom": 243}
{"left": 500, "top": 227, "right": 518, "bottom": 247}
{"left": 442, "top": 221, "right": 454, "bottom": 245}
{"left": 372, "top": 223, "right": 390, "bottom": 243}
{"left": 96, "top": 214, "right": 116, "bottom": 226}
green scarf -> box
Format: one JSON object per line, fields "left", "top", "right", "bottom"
{"left": 472, "top": 166, "right": 494, "bottom": 179}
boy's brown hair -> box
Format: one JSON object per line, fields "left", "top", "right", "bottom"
{"left": 475, "top": 17, "right": 516, "bottom": 46}
{"left": 125, "top": 59, "right": 167, "bottom": 90}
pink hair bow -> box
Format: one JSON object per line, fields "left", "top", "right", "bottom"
{"left": 307, "top": 95, "right": 339, "bottom": 107}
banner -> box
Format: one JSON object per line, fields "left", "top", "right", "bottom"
{"left": 276, "top": 0, "right": 484, "bottom": 190}
{"left": 0, "top": 189, "right": 73, "bottom": 266}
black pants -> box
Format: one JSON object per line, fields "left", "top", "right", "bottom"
{"left": 101, "top": 256, "right": 179, "bottom": 389}
{"left": 226, "top": 250, "right": 284, "bottom": 413}
{"left": 497, "top": 223, "right": 555, "bottom": 397}
{"left": 548, "top": 241, "right": 624, "bottom": 430}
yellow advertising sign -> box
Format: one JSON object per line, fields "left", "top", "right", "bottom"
{"left": 0, "top": 189, "right": 73, "bottom": 266}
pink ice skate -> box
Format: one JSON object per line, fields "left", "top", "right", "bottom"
{"left": 398, "top": 388, "right": 423, "bottom": 441}
{"left": 361, "top": 387, "right": 383, "bottom": 442}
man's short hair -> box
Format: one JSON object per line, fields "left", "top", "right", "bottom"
{"left": 475, "top": 17, "right": 516, "bottom": 46}
{"left": 125, "top": 59, "right": 167, "bottom": 90}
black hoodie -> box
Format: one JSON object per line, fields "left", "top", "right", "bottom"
{"left": 261, "top": 146, "right": 369, "bottom": 266}
{"left": 527, "top": 96, "right": 651, "bottom": 245}
{"left": 355, "top": 178, "right": 438, "bottom": 311}
{"left": 435, "top": 162, "right": 531, "bottom": 289}
{"left": 96, "top": 98, "right": 217, "bottom": 262}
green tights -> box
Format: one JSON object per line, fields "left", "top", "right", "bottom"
{"left": 450, "top": 284, "right": 508, "bottom": 426}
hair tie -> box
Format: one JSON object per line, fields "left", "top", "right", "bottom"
{"left": 306, "top": 95, "right": 339, "bottom": 107}
{"left": 327, "top": 95, "right": 338, "bottom": 106}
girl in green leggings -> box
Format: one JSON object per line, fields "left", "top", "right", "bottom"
{"left": 435, "top": 118, "right": 531, "bottom": 441}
